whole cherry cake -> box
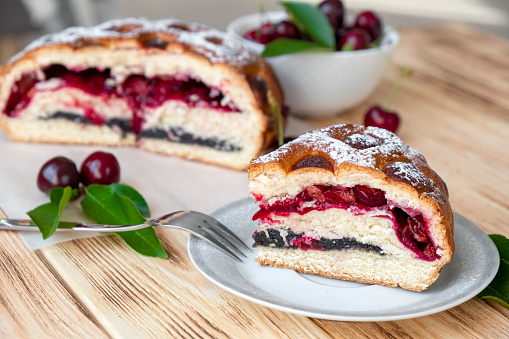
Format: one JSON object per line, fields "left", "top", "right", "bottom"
{"left": 0, "top": 18, "right": 284, "bottom": 170}
{"left": 248, "top": 124, "right": 454, "bottom": 291}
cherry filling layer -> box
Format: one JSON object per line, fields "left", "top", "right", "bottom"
{"left": 252, "top": 185, "right": 440, "bottom": 261}
{"left": 253, "top": 228, "right": 384, "bottom": 254}
{"left": 4, "top": 64, "right": 241, "bottom": 134}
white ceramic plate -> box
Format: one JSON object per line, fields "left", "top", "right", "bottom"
{"left": 188, "top": 198, "right": 500, "bottom": 321}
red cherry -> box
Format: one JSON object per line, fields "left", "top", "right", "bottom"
{"left": 37, "top": 156, "right": 80, "bottom": 193}
{"left": 122, "top": 75, "right": 149, "bottom": 100}
{"left": 242, "top": 22, "right": 273, "bottom": 44}
{"left": 353, "top": 185, "right": 387, "bottom": 207}
{"left": 423, "top": 243, "right": 437, "bottom": 259}
{"left": 270, "top": 20, "right": 301, "bottom": 40}
{"left": 364, "top": 105, "right": 400, "bottom": 133}
{"left": 337, "top": 28, "right": 370, "bottom": 51}
{"left": 407, "top": 215, "right": 428, "bottom": 243}
{"left": 80, "top": 151, "right": 120, "bottom": 186}
{"left": 80, "top": 68, "right": 109, "bottom": 96}
{"left": 318, "top": 0, "right": 345, "bottom": 32}
{"left": 243, "top": 29, "right": 259, "bottom": 41}
{"left": 321, "top": 186, "right": 356, "bottom": 204}
{"left": 354, "top": 11, "right": 383, "bottom": 41}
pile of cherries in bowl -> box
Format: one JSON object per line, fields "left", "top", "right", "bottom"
{"left": 243, "top": 0, "right": 383, "bottom": 51}
{"left": 37, "top": 151, "right": 120, "bottom": 194}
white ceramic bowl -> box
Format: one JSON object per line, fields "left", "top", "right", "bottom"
{"left": 227, "top": 11, "right": 400, "bottom": 118}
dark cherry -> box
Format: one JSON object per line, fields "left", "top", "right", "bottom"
{"left": 80, "top": 151, "right": 120, "bottom": 186}
{"left": 399, "top": 225, "right": 420, "bottom": 252}
{"left": 37, "top": 156, "right": 80, "bottom": 193}
{"left": 4, "top": 74, "right": 38, "bottom": 116}
{"left": 337, "top": 28, "right": 370, "bottom": 51}
{"left": 270, "top": 20, "right": 301, "bottom": 40}
{"left": 80, "top": 69, "right": 109, "bottom": 96}
{"left": 322, "top": 186, "right": 356, "bottom": 204}
{"left": 364, "top": 105, "right": 400, "bottom": 133}
{"left": 318, "top": 0, "right": 344, "bottom": 32}
{"left": 407, "top": 215, "right": 428, "bottom": 243}
{"left": 423, "top": 243, "right": 437, "bottom": 259}
{"left": 122, "top": 75, "right": 150, "bottom": 101}
{"left": 335, "top": 26, "right": 346, "bottom": 46}
{"left": 354, "top": 11, "right": 383, "bottom": 41}
{"left": 352, "top": 185, "right": 387, "bottom": 207}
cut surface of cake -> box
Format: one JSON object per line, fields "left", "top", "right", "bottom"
{"left": 248, "top": 124, "right": 454, "bottom": 291}
{"left": 0, "top": 18, "right": 284, "bottom": 170}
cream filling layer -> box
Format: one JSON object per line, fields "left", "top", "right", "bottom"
{"left": 258, "top": 209, "right": 415, "bottom": 258}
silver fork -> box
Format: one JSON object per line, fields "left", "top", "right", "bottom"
{"left": 0, "top": 211, "right": 250, "bottom": 262}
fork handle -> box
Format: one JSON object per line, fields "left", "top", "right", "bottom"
{"left": 0, "top": 219, "right": 53, "bottom": 231}
{"left": 0, "top": 219, "right": 145, "bottom": 233}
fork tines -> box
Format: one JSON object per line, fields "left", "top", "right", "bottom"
{"left": 151, "top": 211, "right": 249, "bottom": 262}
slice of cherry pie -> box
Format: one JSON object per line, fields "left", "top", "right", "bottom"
{"left": 248, "top": 124, "right": 454, "bottom": 291}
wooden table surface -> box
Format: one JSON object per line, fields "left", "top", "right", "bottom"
{"left": 0, "top": 24, "right": 508, "bottom": 338}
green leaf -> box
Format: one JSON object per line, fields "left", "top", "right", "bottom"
{"left": 81, "top": 184, "right": 142, "bottom": 225}
{"left": 477, "top": 259, "right": 509, "bottom": 307}
{"left": 115, "top": 223, "right": 167, "bottom": 258}
{"left": 27, "top": 186, "right": 72, "bottom": 239}
{"left": 262, "top": 39, "right": 333, "bottom": 57}
{"left": 489, "top": 234, "right": 509, "bottom": 262}
{"left": 280, "top": 2, "right": 335, "bottom": 48}
{"left": 81, "top": 184, "right": 167, "bottom": 258}
{"left": 109, "top": 183, "right": 150, "bottom": 218}
{"left": 477, "top": 234, "right": 509, "bottom": 308}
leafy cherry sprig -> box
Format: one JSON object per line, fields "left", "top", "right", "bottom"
{"left": 262, "top": 2, "right": 335, "bottom": 57}
{"left": 27, "top": 184, "right": 167, "bottom": 258}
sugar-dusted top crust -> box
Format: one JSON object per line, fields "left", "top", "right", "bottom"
{"left": 250, "top": 124, "right": 448, "bottom": 205}
{"left": 9, "top": 17, "right": 257, "bottom": 68}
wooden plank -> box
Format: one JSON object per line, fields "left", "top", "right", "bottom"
{"left": 0, "top": 209, "right": 108, "bottom": 338}
{"left": 41, "top": 230, "right": 332, "bottom": 338}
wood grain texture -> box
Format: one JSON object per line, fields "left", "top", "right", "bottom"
{"left": 0, "top": 24, "right": 508, "bottom": 338}
{"left": 0, "top": 210, "right": 108, "bottom": 338}
{"left": 41, "top": 230, "right": 331, "bottom": 338}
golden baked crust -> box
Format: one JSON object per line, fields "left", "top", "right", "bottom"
{"left": 248, "top": 124, "right": 454, "bottom": 290}
{"left": 0, "top": 18, "right": 284, "bottom": 170}
{"left": 255, "top": 248, "right": 441, "bottom": 291}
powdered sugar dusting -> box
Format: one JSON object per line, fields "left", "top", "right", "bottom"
{"left": 254, "top": 124, "right": 408, "bottom": 168}
{"left": 9, "top": 17, "right": 258, "bottom": 67}
{"left": 385, "top": 162, "right": 431, "bottom": 189}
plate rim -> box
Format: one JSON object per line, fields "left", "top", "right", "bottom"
{"left": 188, "top": 197, "right": 500, "bottom": 321}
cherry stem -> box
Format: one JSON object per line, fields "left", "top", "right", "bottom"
{"left": 385, "top": 67, "right": 409, "bottom": 110}
{"left": 257, "top": 0, "right": 269, "bottom": 40}
{"left": 370, "top": 42, "right": 411, "bottom": 110}
{"left": 258, "top": 0, "right": 265, "bottom": 14}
